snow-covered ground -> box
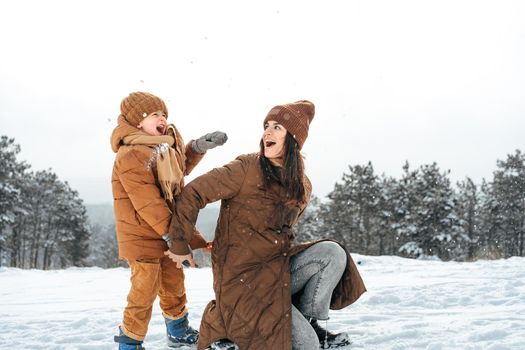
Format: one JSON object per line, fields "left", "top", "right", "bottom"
{"left": 1, "top": 255, "right": 524, "bottom": 350}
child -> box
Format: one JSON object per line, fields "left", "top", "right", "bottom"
{"left": 110, "top": 91, "right": 227, "bottom": 349}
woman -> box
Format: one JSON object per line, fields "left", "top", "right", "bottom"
{"left": 165, "top": 100, "right": 366, "bottom": 350}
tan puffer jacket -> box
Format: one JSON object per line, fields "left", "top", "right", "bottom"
{"left": 111, "top": 119, "right": 207, "bottom": 260}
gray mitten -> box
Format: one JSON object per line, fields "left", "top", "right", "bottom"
{"left": 192, "top": 131, "right": 228, "bottom": 154}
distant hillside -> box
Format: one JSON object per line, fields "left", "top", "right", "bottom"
{"left": 86, "top": 203, "right": 115, "bottom": 227}
{"left": 85, "top": 203, "right": 220, "bottom": 239}
{"left": 193, "top": 205, "right": 221, "bottom": 240}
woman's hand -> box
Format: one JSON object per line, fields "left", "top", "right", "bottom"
{"left": 164, "top": 250, "right": 196, "bottom": 269}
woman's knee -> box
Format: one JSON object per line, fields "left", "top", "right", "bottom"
{"left": 292, "top": 241, "right": 347, "bottom": 278}
{"left": 317, "top": 241, "right": 347, "bottom": 268}
{"left": 318, "top": 242, "right": 347, "bottom": 277}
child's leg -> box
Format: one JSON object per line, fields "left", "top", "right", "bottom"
{"left": 121, "top": 258, "right": 162, "bottom": 341}
{"left": 158, "top": 256, "right": 188, "bottom": 319}
{"left": 158, "top": 256, "right": 199, "bottom": 345}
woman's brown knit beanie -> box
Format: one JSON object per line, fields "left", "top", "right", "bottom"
{"left": 263, "top": 100, "right": 315, "bottom": 149}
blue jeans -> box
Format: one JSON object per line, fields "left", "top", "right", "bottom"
{"left": 290, "top": 241, "right": 347, "bottom": 350}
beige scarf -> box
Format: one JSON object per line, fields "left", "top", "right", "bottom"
{"left": 123, "top": 124, "right": 186, "bottom": 203}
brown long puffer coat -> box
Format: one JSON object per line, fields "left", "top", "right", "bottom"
{"left": 111, "top": 119, "right": 207, "bottom": 260}
{"left": 169, "top": 153, "right": 366, "bottom": 350}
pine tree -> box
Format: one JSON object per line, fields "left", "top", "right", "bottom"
{"left": 491, "top": 150, "right": 525, "bottom": 257}
{"left": 294, "top": 195, "right": 323, "bottom": 243}
{"left": 376, "top": 175, "right": 402, "bottom": 255}
{"left": 398, "top": 163, "right": 462, "bottom": 260}
{"left": 478, "top": 179, "right": 505, "bottom": 258}
{"left": 53, "top": 183, "right": 91, "bottom": 268}
{"left": 319, "top": 180, "right": 355, "bottom": 249}
{"left": 395, "top": 162, "right": 422, "bottom": 257}
{"left": 320, "top": 162, "right": 381, "bottom": 255}
{"left": 456, "top": 177, "right": 481, "bottom": 260}
{"left": 0, "top": 136, "right": 29, "bottom": 266}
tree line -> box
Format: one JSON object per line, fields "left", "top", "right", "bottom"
{"left": 296, "top": 150, "right": 525, "bottom": 261}
{"left": 1, "top": 134, "right": 523, "bottom": 268}
{"left": 0, "top": 136, "right": 90, "bottom": 269}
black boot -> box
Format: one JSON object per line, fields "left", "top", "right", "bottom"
{"left": 208, "top": 339, "right": 239, "bottom": 350}
{"left": 309, "top": 318, "right": 351, "bottom": 349}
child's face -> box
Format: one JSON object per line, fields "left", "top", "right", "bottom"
{"left": 137, "top": 110, "right": 167, "bottom": 136}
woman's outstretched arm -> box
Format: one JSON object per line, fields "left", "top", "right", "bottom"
{"left": 167, "top": 155, "right": 250, "bottom": 256}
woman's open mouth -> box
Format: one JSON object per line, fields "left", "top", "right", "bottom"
{"left": 265, "top": 141, "right": 276, "bottom": 147}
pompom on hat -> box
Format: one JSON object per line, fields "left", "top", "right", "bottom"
{"left": 120, "top": 92, "right": 168, "bottom": 127}
{"left": 263, "top": 100, "right": 315, "bottom": 149}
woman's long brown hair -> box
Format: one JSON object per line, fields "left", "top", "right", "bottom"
{"left": 259, "top": 133, "right": 306, "bottom": 203}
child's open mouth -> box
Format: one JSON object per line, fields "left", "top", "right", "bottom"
{"left": 156, "top": 125, "right": 165, "bottom": 134}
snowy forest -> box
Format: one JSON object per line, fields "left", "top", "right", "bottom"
{"left": 1, "top": 135, "right": 524, "bottom": 269}
{"left": 295, "top": 152, "right": 525, "bottom": 261}
{"left": 0, "top": 136, "right": 90, "bottom": 269}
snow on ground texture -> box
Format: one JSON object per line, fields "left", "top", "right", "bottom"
{"left": 0, "top": 255, "right": 524, "bottom": 349}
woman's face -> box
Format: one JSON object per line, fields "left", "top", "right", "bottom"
{"left": 262, "top": 120, "right": 287, "bottom": 158}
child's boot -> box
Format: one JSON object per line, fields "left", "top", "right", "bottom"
{"left": 114, "top": 327, "right": 146, "bottom": 350}
{"left": 165, "top": 313, "right": 199, "bottom": 347}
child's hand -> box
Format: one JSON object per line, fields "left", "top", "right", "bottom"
{"left": 192, "top": 131, "right": 228, "bottom": 153}
{"left": 164, "top": 250, "right": 196, "bottom": 269}
{"left": 202, "top": 241, "right": 213, "bottom": 253}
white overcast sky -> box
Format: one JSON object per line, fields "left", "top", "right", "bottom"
{"left": 1, "top": 0, "right": 524, "bottom": 204}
